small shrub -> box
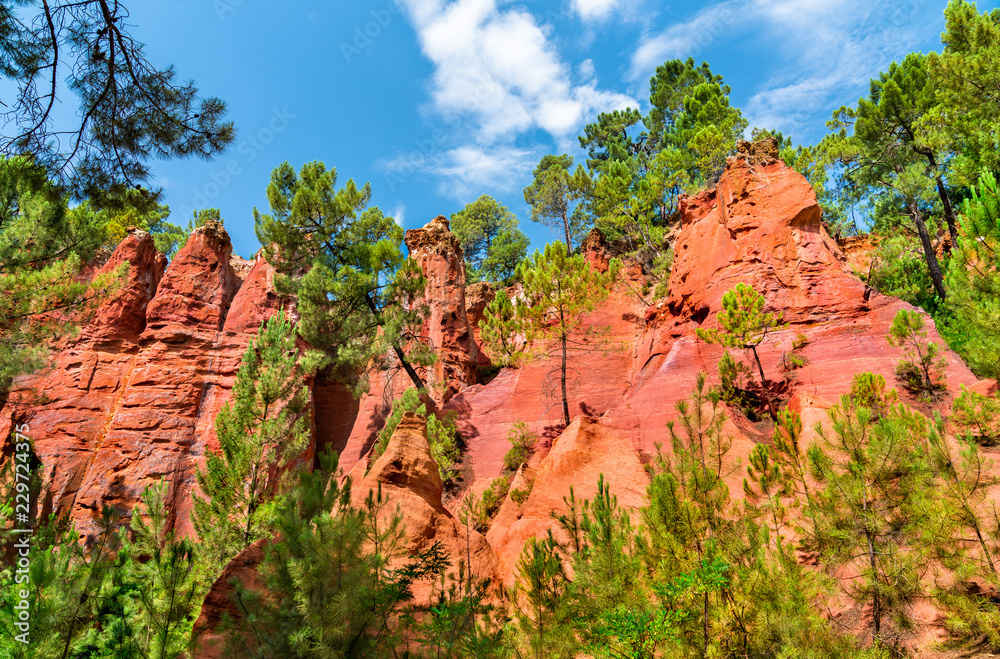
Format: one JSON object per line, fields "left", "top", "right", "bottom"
{"left": 510, "top": 486, "right": 531, "bottom": 506}
{"left": 792, "top": 333, "right": 809, "bottom": 350}
{"left": 372, "top": 388, "right": 462, "bottom": 483}
{"left": 887, "top": 309, "right": 947, "bottom": 396}
{"left": 951, "top": 386, "right": 1000, "bottom": 446}
{"left": 781, "top": 352, "right": 806, "bottom": 371}
{"left": 850, "top": 372, "right": 897, "bottom": 416}
{"left": 502, "top": 421, "right": 536, "bottom": 472}
{"left": 465, "top": 474, "right": 513, "bottom": 533}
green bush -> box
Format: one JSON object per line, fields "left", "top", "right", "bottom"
{"left": 510, "top": 486, "right": 531, "bottom": 506}
{"left": 792, "top": 333, "right": 809, "bottom": 350}
{"left": 372, "top": 388, "right": 462, "bottom": 483}
{"left": 503, "top": 421, "right": 536, "bottom": 472}
{"left": 951, "top": 386, "right": 1000, "bottom": 446}
{"left": 887, "top": 309, "right": 947, "bottom": 397}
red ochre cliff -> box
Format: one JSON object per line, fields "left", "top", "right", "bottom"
{"left": 2, "top": 158, "right": 996, "bottom": 655}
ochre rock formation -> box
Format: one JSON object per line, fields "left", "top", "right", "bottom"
{"left": 348, "top": 412, "right": 498, "bottom": 597}
{"left": 193, "top": 412, "right": 499, "bottom": 657}
{"left": 404, "top": 215, "right": 478, "bottom": 404}
{"left": 0, "top": 224, "right": 288, "bottom": 539}
{"left": 3, "top": 153, "right": 997, "bottom": 657}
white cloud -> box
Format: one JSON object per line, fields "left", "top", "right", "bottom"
{"left": 399, "top": 0, "right": 634, "bottom": 141}
{"left": 572, "top": 0, "right": 623, "bottom": 21}
{"left": 394, "top": 0, "right": 635, "bottom": 200}
{"left": 741, "top": 0, "right": 936, "bottom": 137}
{"left": 381, "top": 144, "right": 538, "bottom": 201}
{"left": 391, "top": 202, "right": 406, "bottom": 228}
{"left": 630, "top": 0, "right": 942, "bottom": 138}
{"left": 629, "top": 1, "right": 741, "bottom": 79}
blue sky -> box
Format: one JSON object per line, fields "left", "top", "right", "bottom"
{"left": 126, "top": 0, "right": 989, "bottom": 259}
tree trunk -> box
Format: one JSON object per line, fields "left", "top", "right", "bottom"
{"left": 867, "top": 529, "right": 881, "bottom": 638}
{"left": 909, "top": 200, "right": 948, "bottom": 300}
{"left": 935, "top": 175, "right": 960, "bottom": 253}
{"left": 750, "top": 345, "right": 777, "bottom": 420}
{"left": 363, "top": 291, "right": 426, "bottom": 390}
{"left": 561, "top": 207, "right": 572, "bottom": 251}
{"left": 560, "top": 331, "right": 570, "bottom": 427}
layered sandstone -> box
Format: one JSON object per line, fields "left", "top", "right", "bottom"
{"left": 0, "top": 225, "right": 286, "bottom": 539}
{"left": 404, "top": 215, "right": 478, "bottom": 404}
{"left": 193, "top": 412, "right": 499, "bottom": 657}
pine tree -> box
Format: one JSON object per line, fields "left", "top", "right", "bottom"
{"left": 743, "top": 444, "right": 790, "bottom": 556}
{"left": 811, "top": 375, "right": 933, "bottom": 642}
{"left": 697, "top": 283, "right": 785, "bottom": 419}
{"left": 479, "top": 290, "right": 525, "bottom": 368}
{"left": 0, "top": 157, "right": 124, "bottom": 404}
{"left": 192, "top": 310, "right": 311, "bottom": 570}
{"left": 0, "top": 508, "right": 120, "bottom": 659}
{"left": 926, "top": 0, "right": 1000, "bottom": 186}
{"left": 514, "top": 534, "right": 576, "bottom": 659}
{"left": 0, "top": 1, "right": 234, "bottom": 205}
{"left": 222, "top": 449, "right": 449, "bottom": 657}
{"left": 886, "top": 308, "right": 946, "bottom": 396}
{"left": 523, "top": 155, "right": 587, "bottom": 250}
{"left": 254, "top": 160, "right": 432, "bottom": 393}
{"left": 450, "top": 195, "right": 529, "bottom": 285}
{"left": 946, "top": 169, "right": 1000, "bottom": 379}
{"left": 824, "top": 51, "right": 959, "bottom": 300}
{"left": 121, "top": 480, "right": 202, "bottom": 659}
{"left": 507, "top": 241, "right": 613, "bottom": 427}
{"left": 771, "top": 409, "right": 822, "bottom": 549}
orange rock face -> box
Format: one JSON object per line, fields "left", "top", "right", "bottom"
{"left": 4, "top": 153, "right": 997, "bottom": 657}
{"left": 193, "top": 412, "right": 499, "bottom": 657}
{"left": 404, "top": 215, "right": 479, "bottom": 404}
{"left": 0, "top": 224, "right": 286, "bottom": 539}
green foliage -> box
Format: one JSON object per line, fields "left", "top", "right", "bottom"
{"left": 951, "top": 386, "right": 1000, "bottom": 446}
{"left": 523, "top": 154, "right": 589, "bottom": 250}
{"left": 513, "top": 241, "right": 614, "bottom": 426}
{"left": 462, "top": 422, "right": 537, "bottom": 533}
{"left": 464, "top": 474, "right": 514, "bottom": 534}
{"left": 502, "top": 421, "right": 536, "bottom": 473}
{"left": 480, "top": 290, "right": 525, "bottom": 368}
{"left": 510, "top": 487, "right": 531, "bottom": 506}
{"left": 408, "top": 565, "right": 507, "bottom": 659}
{"left": 371, "top": 388, "right": 462, "bottom": 484}
{"left": 824, "top": 51, "right": 956, "bottom": 302}
{"left": 887, "top": 309, "right": 947, "bottom": 396}
{"left": 222, "top": 449, "right": 449, "bottom": 657}
{"left": 193, "top": 311, "right": 311, "bottom": 571}
{"left": 254, "top": 160, "right": 432, "bottom": 394}
{"left": 0, "top": 1, "right": 234, "bottom": 204}
{"left": 946, "top": 169, "right": 1000, "bottom": 378}
{"left": 811, "top": 381, "right": 935, "bottom": 641}
{"left": 867, "top": 234, "right": 941, "bottom": 312}
{"left": 771, "top": 409, "right": 821, "bottom": 549}
{"left": 514, "top": 534, "right": 576, "bottom": 659}
{"left": 791, "top": 333, "right": 809, "bottom": 351}
{"left": 849, "top": 372, "right": 898, "bottom": 418}
{"left": 451, "top": 195, "right": 529, "bottom": 285}
{"left": 0, "top": 157, "right": 124, "bottom": 403}
{"left": 716, "top": 350, "right": 760, "bottom": 419}
{"left": 118, "top": 480, "right": 203, "bottom": 659}
{"left": 646, "top": 58, "right": 747, "bottom": 191}
{"left": 0, "top": 507, "right": 122, "bottom": 658}
{"left": 743, "top": 444, "right": 791, "bottom": 555}
{"left": 698, "top": 283, "right": 785, "bottom": 418}
{"left": 925, "top": 1, "right": 1000, "bottom": 185}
